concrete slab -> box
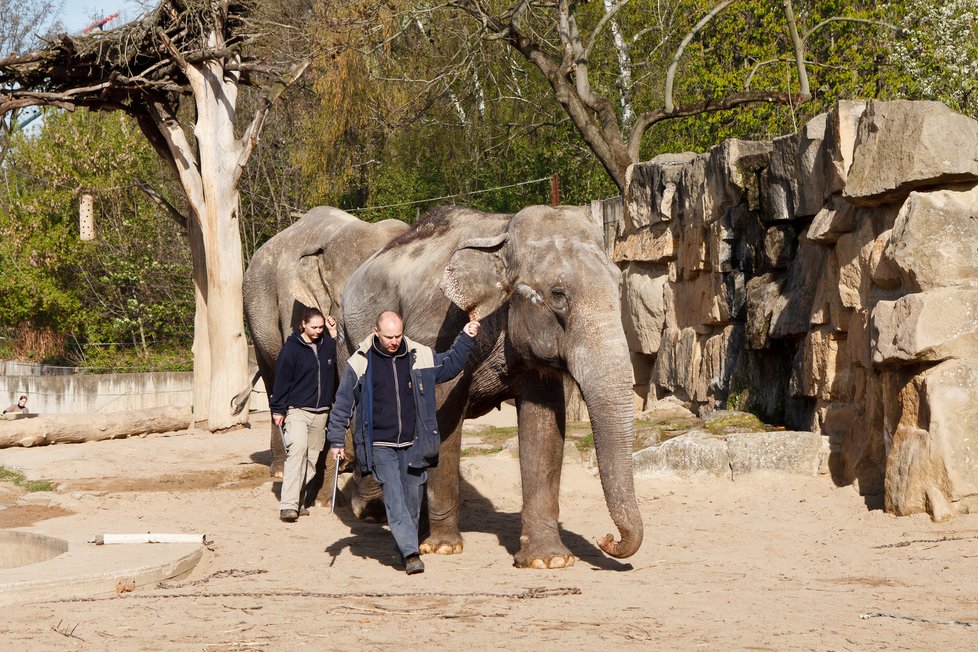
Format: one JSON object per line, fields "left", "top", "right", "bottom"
{"left": 0, "top": 528, "right": 202, "bottom": 606}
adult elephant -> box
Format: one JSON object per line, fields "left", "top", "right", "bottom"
{"left": 239, "top": 206, "right": 409, "bottom": 477}
{"left": 339, "top": 204, "right": 643, "bottom": 568}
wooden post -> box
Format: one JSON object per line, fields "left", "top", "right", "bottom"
{"left": 79, "top": 194, "right": 95, "bottom": 241}
{"left": 551, "top": 173, "right": 560, "bottom": 207}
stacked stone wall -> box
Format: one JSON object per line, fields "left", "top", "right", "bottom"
{"left": 617, "top": 99, "right": 978, "bottom": 519}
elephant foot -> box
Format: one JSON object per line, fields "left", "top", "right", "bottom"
{"left": 419, "top": 540, "right": 463, "bottom": 555}
{"left": 420, "top": 529, "right": 464, "bottom": 555}
{"left": 514, "top": 536, "right": 576, "bottom": 569}
{"left": 351, "top": 494, "right": 387, "bottom": 523}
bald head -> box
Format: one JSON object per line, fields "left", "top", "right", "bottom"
{"left": 374, "top": 311, "right": 404, "bottom": 353}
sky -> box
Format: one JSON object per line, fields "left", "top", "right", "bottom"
{"left": 57, "top": 0, "right": 149, "bottom": 34}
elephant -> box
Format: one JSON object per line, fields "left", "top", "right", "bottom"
{"left": 337, "top": 204, "right": 643, "bottom": 568}
{"left": 239, "top": 206, "right": 409, "bottom": 476}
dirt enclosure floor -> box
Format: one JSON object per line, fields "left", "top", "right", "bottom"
{"left": 1, "top": 411, "right": 978, "bottom": 650}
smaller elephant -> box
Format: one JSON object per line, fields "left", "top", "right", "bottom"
{"left": 240, "top": 206, "right": 409, "bottom": 476}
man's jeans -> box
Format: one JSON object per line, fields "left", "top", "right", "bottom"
{"left": 372, "top": 445, "right": 426, "bottom": 559}
{"left": 279, "top": 409, "right": 328, "bottom": 511}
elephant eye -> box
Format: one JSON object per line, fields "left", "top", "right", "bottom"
{"left": 550, "top": 285, "right": 569, "bottom": 312}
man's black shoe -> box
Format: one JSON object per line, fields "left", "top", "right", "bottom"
{"left": 280, "top": 509, "right": 298, "bottom": 522}
{"left": 404, "top": 554, "right": 425, "bottom": 575}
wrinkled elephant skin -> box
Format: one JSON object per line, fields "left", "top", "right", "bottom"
{"left": 338, "top": 205, "right": 643, "bottom": 568}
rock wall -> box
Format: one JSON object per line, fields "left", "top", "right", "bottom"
{"left": 616, "top": 99, "right": 978, "bottom": 520}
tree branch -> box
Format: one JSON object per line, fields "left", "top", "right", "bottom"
{"left": 144, "top": 99, "right": 204, "bottom": 213}
{"left": 134, "top": 177, "right": 189, "bottom": 233}
{"left": 664, "top": 0, "right": 735, "bottom": 114}
{"left": 803, "top": 16, "right": 901, "bottom": 43}
{"left": 584, "top": 0, "right": 631, "bottom": 60}
{"left": 629, "top": 90, "right": 807, "bottom": 161}
{"left": 234, "top": 58, "right": 309, "bottom": 186}
{"left": 782, "top": 0, "right": 809, "bottom": 100}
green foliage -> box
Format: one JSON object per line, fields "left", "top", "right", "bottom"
{"left": 460, "top": 446, "right": 504, "bottom": 457}
{"left": 704, "top": 411, "right": 768, "bottom": 435}
{"left": 575, "top": 433, "right": 595, "bottom": 454}
{"left": 298, "top": 0, "right": 933, "bottom": 209}
{"left": 62, "top": 343, "right": 193, "bottom": 373}
{"left": 641, "top": 0, "right": 909, "bottom": 155}
{"left": 299, "top": 3, "right": 618, "bottom": 222}
{"left": 0, "top": 108, "right": 194, "bottom": 366}
{"left": 469, "top": 425, "right": 518, "bottom": 446}
{"left": 0, "top": 465, "right": 54, "bottom": 492}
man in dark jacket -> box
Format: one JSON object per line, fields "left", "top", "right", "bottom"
{"left": 271, "top": 307, "right": 338, "bottom": 522}
{"left": 328, "top": 311, "right": 479, "bottom": 575}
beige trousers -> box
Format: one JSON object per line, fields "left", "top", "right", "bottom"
{"left": 279, "top": 408, "right": 328, "bottom": 511}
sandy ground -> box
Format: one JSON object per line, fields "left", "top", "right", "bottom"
{"left": 2, "top": 409, "right": 978, "bottom": 650}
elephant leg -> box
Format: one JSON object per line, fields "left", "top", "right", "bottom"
{"left": 420, "top": 381, "right": 468, "bottom": 555}
{"left": 270, "top": 422, "right": 285, "bottom": 479}
{"left": 420, "top": 422, "right": 464, "bottom": 555}
{"left": 514, "top": 382, "right": 575, "bottom": 569}
{"left": 351, "top": 466, "right": 387, "bottom": 523}
{"left": 257, "top": 354, "right": 285, "bottom": 479}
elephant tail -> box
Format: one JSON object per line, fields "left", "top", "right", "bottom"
{"left": 230, "top": 369, "right": 262, "bottom": 415}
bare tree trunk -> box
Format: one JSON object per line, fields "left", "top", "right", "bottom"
{"left": 187, "top": 58, "right": 250, "bottom": 431}
{"left": 603, "top": 0, "right": 634, "bottom": 132}
{"left": 0, "top": 407, "right": 192, "bottom": 448}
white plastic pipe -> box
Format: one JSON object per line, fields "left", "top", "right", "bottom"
{"left": 90, "top": 533, "right": 208, "bottom": 545}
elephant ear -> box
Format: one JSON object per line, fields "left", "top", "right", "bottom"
{"left": 440, "top": 233, "right": 510, "bottom": 320}
{"left": 287, "top": 253, "right": 331, "bottom": 317}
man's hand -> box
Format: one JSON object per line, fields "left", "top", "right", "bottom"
{"left": 329, "top": 447, "right": 345, "bottom": 461}
{"left": 272, "top": 413, "right": 285, "bottom": 426}
{"left": 325, "top": 315, "right": 338, "bottom": 338}
{"left": 464, "top": 320, "right": 480, "bottom": 337}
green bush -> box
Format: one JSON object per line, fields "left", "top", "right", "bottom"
{"left": 0, "top": 466, "right": 54, "bottom": 492}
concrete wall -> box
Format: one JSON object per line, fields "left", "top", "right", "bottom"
{"left": 0, "top": 362, "right": 268, "bottom": 415}
{"left": 616, "top": 99, "right": 978, "bottom": 520}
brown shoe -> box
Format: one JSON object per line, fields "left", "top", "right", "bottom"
{"left": 404, "top": 554, "right": 425, "bottom": 575}
{"left": 279, "top": 509, "right": 298, "bottom": 522}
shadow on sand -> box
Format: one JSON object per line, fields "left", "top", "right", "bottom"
{"left": 321, "top": 473, "right": 633, "bottom": 572}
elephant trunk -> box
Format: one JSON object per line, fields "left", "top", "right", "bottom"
{"left": 569, "top": 318, "right": 644, "bottom": 559}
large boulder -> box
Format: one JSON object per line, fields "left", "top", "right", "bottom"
{"left": 769, "top": 231, "right": 830, "bottom": 338}
{"left": 761, "top": 132, "right": 802, "bottom": 221}
{"left": 613, "top": 223, "right": 675, "bottom": 263}
{"left": 886, "top": 184, "right": 978, "bottom": 291}
{"left": 653, "top": 327, "right": 681, "bottom": 392}
{"left": 677, "top": 154, "right": 710, "bottom": 226}
{"left": 745, "top": 273, "right": 782, "bottom": 349}
{"left": 633, "top": 430, "right": 731, "bottom": 476}
{"left": 623, "top": 153, "right": 697, "bottom": 229}
{"left": 621, "top": 264, "right": 668, "bottom": 354}
{"left": 834, "top": 217, "right": 877, "bottom": 310}
{"left": 726, "top": 430, "right": 822, "bottom": 476}
{"left": 794, "top": 113, "right": 834, "bottom": 217}
{"left": 868, "top": 229, "right": 901, "bottom": 290}
{"left": 872, "top": 289, "right": 978, "bottom": 364}
{"left": 808, "top": 195, "right": 857, "bottom": 244}
{"left": 706, "top": 138, "right": 772, "bottom": 218}
{"left": 666, "top": 271, "right": 731, "bottom": 329}
{"left": 920, "top": 359, "right": 978, "bottom": 503}
{"left": 844, "top": 100, "right": 978, "bottom": 206}
{"left": 885, "top": 423, "right": 955, "bottom": 520}
{"left": 823, "top": 100, "right": 866, "bottom": 192}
